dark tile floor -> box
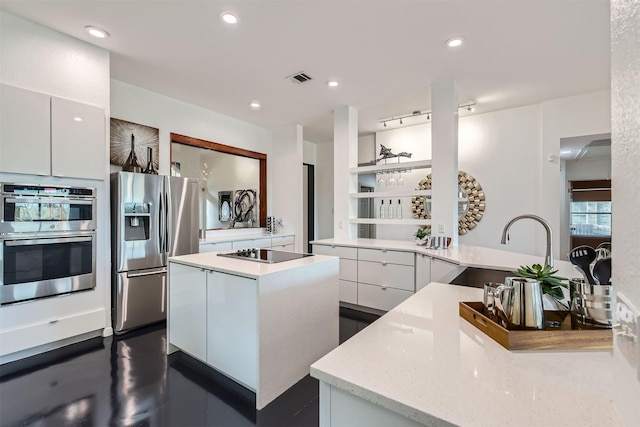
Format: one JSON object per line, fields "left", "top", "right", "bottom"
{"left": 0, "top": 308, "right": 377, "bottom": 427}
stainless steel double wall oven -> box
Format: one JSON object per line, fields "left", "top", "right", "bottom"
{"left": 0, "top": 182, "right": 97, "bottom": 305}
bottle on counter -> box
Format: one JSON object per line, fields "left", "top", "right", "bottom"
{"left": 388, "top": 199, "right": 394, "bottom": 219}
{"left": 397, "top": 199, "right": 402, "bottom": 219}
{"left": 380, "top": 200, "right": 385, "bottom": 219}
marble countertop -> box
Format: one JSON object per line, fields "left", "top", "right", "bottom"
{"left": 168, "top": 251, "right": 333, "bottom": 279}
{"left": 311, "top": 238, "right": 579, "bottom": 280}
{"left": 310, "top": 283, "right": 619, "bottom": 426}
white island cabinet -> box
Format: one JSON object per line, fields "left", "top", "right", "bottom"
{"left": 167, "top": 251, "right": 339, "bottom": 410}
{"left": 311, "top": 283, "right": 620, "bottom": 427}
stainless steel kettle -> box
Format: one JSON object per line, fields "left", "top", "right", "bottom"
{"left": 495, "top": 277, "right": 545, "bottom": 330}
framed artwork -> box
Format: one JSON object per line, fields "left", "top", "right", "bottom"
{"left": 110, "top": 118, "right": 159, "bottom": 170}
{"left": 233, "top": 189, "right": 257, "bottom": 225}
{"left": 218, "top": 191, "right": 233, "bottom": 222}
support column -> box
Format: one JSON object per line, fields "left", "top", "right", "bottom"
{"left": 333, "top": 105, "right": 358, "bottom": 239}
{"left": 430, "top": 79, "right": 459, "bottom": 246}
{"left": 272, "top": 125, "right": 303, "bottom": 250}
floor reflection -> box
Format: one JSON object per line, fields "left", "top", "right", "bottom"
{"left": 0, "top": 309, "right": 377, "bottom": 427}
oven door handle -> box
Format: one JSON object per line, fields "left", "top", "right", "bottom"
{"left": 4, "top": 197, "right": 94, "bottom": 205}
{"left": 4, "top": 236, "right": 93, "bottom": 246}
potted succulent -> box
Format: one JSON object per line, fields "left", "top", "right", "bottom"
{"left": 514, "top": 263, "right": 570, "bottom": 315}
{"left": 414, "top": 227, "right": 429, "bottom": 246}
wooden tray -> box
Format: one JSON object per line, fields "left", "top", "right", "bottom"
{"left": 459, "top": 301, "right": 612, "bottom": 351}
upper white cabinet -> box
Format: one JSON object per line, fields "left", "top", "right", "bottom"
{"left": 51, "top": 97, "right": 105, "bottom": 179}
{"left": 0, "top": 84, "right": 105, "bottom": 179}
{"left": 0, "top": 84, "right": 51, "bottom": 175}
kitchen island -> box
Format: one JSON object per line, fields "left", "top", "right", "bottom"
{"left": 311, "top": 283, "right": 620, "bottom": 426}
{"left": 167, "top": 250, "right": 339, "bottom": 409}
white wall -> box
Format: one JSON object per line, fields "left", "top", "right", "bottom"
{"left": 342, "top": 93, "right": 611, "bottom": 260}
{"left": 0, "top": 12, "right": 112, "bottom": 348}
{"left": 611, "top": 0, "right": 640, "bottom": 424}
{"left": 315, "top": 142, "right": 334, "bottom": 240}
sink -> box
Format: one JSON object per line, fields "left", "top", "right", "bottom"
{"left": 450, "top": 267, "right": 513, "bottom": 289}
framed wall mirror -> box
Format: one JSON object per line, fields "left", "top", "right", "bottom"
{"left": 170, "top": 133, "right": 267, "bottom": 230}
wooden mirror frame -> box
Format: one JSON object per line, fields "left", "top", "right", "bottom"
{"left": 170, "top": 133, "right": 267, "bottom": 228}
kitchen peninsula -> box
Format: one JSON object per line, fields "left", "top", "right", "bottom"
{"left": 166, "top": 250, "right": 339, "bottom": 410}
{"left": 311, "top": 283, "right": 620, "bottom": 426}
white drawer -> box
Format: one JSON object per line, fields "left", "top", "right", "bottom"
{"left": 199, "top": 241, "right": 233, "bottom": 253}
{"left": 0, "top": 308, "right": 105, "bottom": 356}
{"left": 233, "top": 238, "right": 271, "bottom": 249}
{"left": 271, "top": 235, "right": 295, "bottom": 246}
{"left": 358, "top": 248, "right": 414, "bottom": 266}
{"left": 339, "top": 280, "right": 357, "bottom": 304}
{"left": 312, "top": 244, "right": 357, "bottom": 260}
{"left": 357, "top": 283, "right": 413, "bottom": 312}
{"left": 357, "top": 260, "right": 415, "bottom": 291}
{"left": 340, "top": 258, "right": 357, "bottom": 282}
{"left": 272, "top": 243, "right": 295, "bottom": 252}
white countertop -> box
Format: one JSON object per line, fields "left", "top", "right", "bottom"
{"left": 311, "top": 238, "right": 579, "bottom": 280}
{"left": 310, "top": 283, "right": 619, "bottom": 426}
{"left": 168, "top": 251, "right": 334, "bottom": 279}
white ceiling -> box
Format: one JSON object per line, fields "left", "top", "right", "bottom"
{"left": 0, "top": 1, "right": 611, "bottom": 144}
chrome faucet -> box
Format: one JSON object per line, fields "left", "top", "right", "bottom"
{"left": 500, "top": 214, "right": 554, "bottom": 268}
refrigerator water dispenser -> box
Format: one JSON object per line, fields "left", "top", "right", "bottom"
{"left": 124, "top": 202, "right": 150, "bottom": 241}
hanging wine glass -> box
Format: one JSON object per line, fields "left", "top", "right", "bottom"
{"left": 377, "top": 172, "right": 385, "bottom": 188}
{"left": 397, "top": 170, "right": 404, "bottom": 187}
{"left": 387, "top": 171, "right": 395, "bottom": 186}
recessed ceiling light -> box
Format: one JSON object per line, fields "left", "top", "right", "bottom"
{"left": 249, "top": 101, "right": 261, "bottom": 110}
{"left": 73, "top": 117, "right": 83, "bottom": 122}
{"left": 560, "top": 150, "right": 572, "bottom": 154}
{"left": 327, "top": 80, "right": 339, "bottom": 88}
{"left": 84, "top": 26, "right": 109, "bottom": 39}
{"left": 446, "top": 37, "right": 464, "bottom": 48}
{"left": 221, "top": 11, "right": 239, "bottom": 25}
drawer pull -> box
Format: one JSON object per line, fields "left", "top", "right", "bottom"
{"left": 49, "top": 319, "right": 59, "bottom": 324}
{"left": 382, "top": 286, "right": 388, "bottom": 290}
{"left": 382, "top": 261, "right": 387, "bottom": 266}
{"left": 382, "top": 249, "right": 387, "bottom": 253}
{"left": 331, "top": 245, "right": 336, "bottom": 248}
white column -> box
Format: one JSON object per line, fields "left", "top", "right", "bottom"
{"left": 611, "top": 1, "right": 640, "bottom": 425}
{"left": 430, "top": 79, "right": 459, "bottom": 246}
{"left": 333, "top": 105, "right": 358, "bottom": 239}
{"left": 271, "top": 125, "right": 303, "bottom": 250}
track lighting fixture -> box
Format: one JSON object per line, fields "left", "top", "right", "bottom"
{"left": 379, "top": 103, "right": 476, "bottom": 127}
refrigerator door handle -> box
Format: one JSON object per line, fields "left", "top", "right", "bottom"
{"left": 158, "top": 190, "right": 165, "bottom": 253}
{"left": 164, "top": 190, "right": 171, "bottom": 255}
{"left": 127, "top": 267, "right": 167, "bottom": 278}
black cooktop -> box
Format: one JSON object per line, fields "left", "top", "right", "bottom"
{"left": 217, "top": 248, "right": 313, "bottom": 264}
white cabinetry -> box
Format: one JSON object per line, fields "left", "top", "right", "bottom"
{"left": 206, "top": 270, "right": 257, "bottom": 390}
{"left": 312, "top": 244, "right": 416, "bottom": 311}
{"left": 0, "top": 84, "right": 50, "bottom": 175}
{"left": 415, "top": 253, "right": 432, "bottom": 291}
{"left": 199, "top": 241, "right": 233, "bottom": 253}
{"left": 313, "top": 245, "right": 358, "bottom": 304}
{"left": 357, "top": 248, "right": 415, "bottom": 311}
{"left": 431, "top": 258, "right": 465, "bottom": 283}
{"left": 271, "top": 235, "right": 295, "bottom": 252}
{"left": 233, "top": 238, "right": 274, "bottom": 249}
{"left": 0, "top": 84, "right": 105, "bottom": 179}
{"left": 168, "top": 262, "right": 207, "bottom": 362}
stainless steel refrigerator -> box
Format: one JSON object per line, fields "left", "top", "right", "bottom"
{"left": 111, "top": 172, "right": 199, "bottom": 334}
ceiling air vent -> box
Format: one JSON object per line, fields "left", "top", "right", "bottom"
{"left": 576, "top": 138, "right": 611, "bottom": 160}
{"left": 286, "top": 72, "right": 313, "bottom": 84}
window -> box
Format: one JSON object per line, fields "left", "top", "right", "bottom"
{"left": 570, "top": 201, "right": 611, "bottom": 236}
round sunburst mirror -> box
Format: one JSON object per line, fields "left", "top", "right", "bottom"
{"left": 411, "top": 171, "right": 486, "bottom": 235}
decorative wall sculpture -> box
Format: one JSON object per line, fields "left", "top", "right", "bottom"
{"left": 412, "top": 170, "right": 486, "bottom": 235}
